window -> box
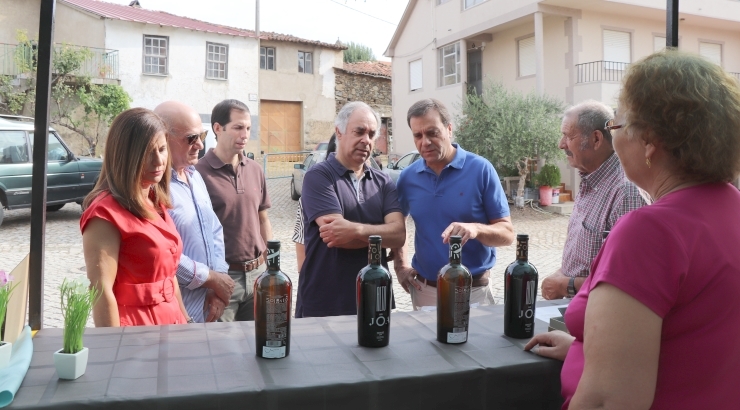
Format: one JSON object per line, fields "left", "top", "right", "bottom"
{"left": 409, "top": 59, "right": 422, "bottom": 91}
{"left": 518, "top": 36, "right": 535, "bottom": 77}
{"left": 0, "top": 131, "right": 28, "bottom": 164}
{"left": 438, "top": 42, "right": 460, "bottom": 87}
{"left": 603, "top": 30, "right": 631, "bottom": 64}
{"left": 206, "top": 42, "right": 228, "bottom": 79}
{"left": 298, "top": 51, "right": 313, "bottom": 74}
{"left": 464, "top": 0, "right": 486, "bottom": 9}
{"left": 654, "top": 36, "right": 666, "bottom": 52}
{"left": 260, "top": 47, "right": 275, "bottom": 70}
{"left": 699, "top": 42, "right": 722, "bottom": 66}
{"left": 28, "top": 132, "right": 69, "bottom": 161}
{"left": 143, "top": 35, "right": 168, "bottom": 75}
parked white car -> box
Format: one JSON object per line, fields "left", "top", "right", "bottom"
{"left": 382, "top": 150, "right": 420, "bottom": 183}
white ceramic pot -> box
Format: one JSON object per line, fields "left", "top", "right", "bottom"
{"left": 0, "top": 341, "right": 11, "bottom": 369}
{"left": 54, "top": 347, "right": 89, "bottom": 380}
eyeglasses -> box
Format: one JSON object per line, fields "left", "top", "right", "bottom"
{"left": 185, "top": 130, "right": 208, "bottom": 146}
{"left": 605, "top": 119, "right": 624, "bottom": 132}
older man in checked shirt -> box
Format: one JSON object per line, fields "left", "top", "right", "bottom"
{"left": 155, "top": 101, "right": 235, "bottom": 322}
{"left": 541, "top": 101, "right": 647, "bottom": 300}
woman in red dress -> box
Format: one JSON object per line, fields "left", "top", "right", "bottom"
{"left": 81, "top": 108, "right": 189, "bottom": 326}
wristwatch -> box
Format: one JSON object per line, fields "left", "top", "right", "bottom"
{"left": 567, "top": 276, "right": 576, "bottom": 298}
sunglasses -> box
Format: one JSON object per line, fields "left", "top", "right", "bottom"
{"left": 605, "top": 119, "right": 624, "bottom": 132}
{"left": 185, "top": 130, "right": 208, "bottom": 146}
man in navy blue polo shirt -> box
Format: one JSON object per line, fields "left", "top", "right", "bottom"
{"left": 393, "top": 98, "right": 515, "bottom": 310}
{"left": 297, "top": 102, "right": 406, "bottom": 317}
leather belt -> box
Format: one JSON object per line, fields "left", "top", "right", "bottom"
{"left": 228, "top": 254, "right": 265, "bottom": 272}
{"left": 416, "top": 270, "right": 490, "bottom": 288}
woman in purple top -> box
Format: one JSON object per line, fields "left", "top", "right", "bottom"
{"left": 525, "top": 50, "right": 740, "bottom": 408}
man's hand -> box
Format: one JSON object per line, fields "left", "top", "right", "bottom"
{"left": 541, "top": 271, "right": 569, "bottom": 300}
{"left": 395, "top": 265, "right": 421, "bottom": 293}
{"left": 318, "top": 215, "right": 359, "bottom": 248}
{"left": 204, "top": 271, "right": 235, "bottom": 305}
{"left": 441, "top": 222, "right": 479, "bottom": 246}
{"left": 523, "top": 330, "right": 575, "bottom": 361}
{"left": 204, "top": 289, "right": 227, "bottom": 322}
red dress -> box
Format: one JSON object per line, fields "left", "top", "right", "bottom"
{"left": 80, "top": 192, "right": 187, "bottom": 326}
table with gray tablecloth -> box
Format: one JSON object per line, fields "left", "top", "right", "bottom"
{"left": 9, "top": 301, "right": 564, "bottom": 410}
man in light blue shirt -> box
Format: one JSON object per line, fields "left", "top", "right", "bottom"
{"left": 155, "top": 101, "right": 234, "bottom": 323}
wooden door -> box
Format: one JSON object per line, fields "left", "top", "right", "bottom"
{"left": 260, "top": 100, "right": 302, "bottom": 153}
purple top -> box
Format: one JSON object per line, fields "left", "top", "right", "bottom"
{"left": 297, "top": 153, "right": 402, "bottom": 317}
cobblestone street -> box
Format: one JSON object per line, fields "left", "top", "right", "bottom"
{"left": 0, "top": 178, "right": 568, "bottom": 328}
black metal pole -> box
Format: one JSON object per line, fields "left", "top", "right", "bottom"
{"left": 29, "top": 0, "right": 56, "bottom": 331}
{"left": 666, "top": 0, "right": 679, "bottom": 48}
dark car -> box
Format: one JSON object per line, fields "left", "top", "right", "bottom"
{"left": 0, "top": 115, "right": 103, "bottom": 226}
{"left": 291, "top": 152, "right": 381, "bottom": 200}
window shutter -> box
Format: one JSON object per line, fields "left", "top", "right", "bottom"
{"left": 654, "top": 36, "right": 666, "bottom": 52}
{"left": 603, "top": 30, "right": 631, "bottom": 63}
{"left": 518, "top": 36, "right": 535, "bottom": 77}
{"left": 699, "top": 42, "right": 722, "bottom": 66}
{"left": 409, "top": 59, "right": 422, "bottom": 91}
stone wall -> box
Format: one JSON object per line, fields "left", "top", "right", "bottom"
{"left": 334, "top": 70, "right": 392, "bottom": 118}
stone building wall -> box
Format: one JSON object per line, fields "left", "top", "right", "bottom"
{"left": 334, "top": 70, "right": 392, "bottom": 118}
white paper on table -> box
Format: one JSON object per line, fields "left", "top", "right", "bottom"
{"left": 535, "top": 304, "right": 569, "bottom": 323}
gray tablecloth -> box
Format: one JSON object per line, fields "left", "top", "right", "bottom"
{"left": 10, "top": 302, "right": 564, "bottom": 410}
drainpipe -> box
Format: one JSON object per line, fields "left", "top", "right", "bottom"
{"left": 666, "top": 0, "right": 679, "bottom": 48}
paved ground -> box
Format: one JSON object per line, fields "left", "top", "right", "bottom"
{"left": 0, "top": 178, "right": 568, "bottom": 328}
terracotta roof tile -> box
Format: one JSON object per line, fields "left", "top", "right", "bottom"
{"left": 61, "top": 0, "right": 257, "bottom": 38}
{"left": 341, "top": 61, "right": 392, "bottom": 79}
{"left": 261, "top": 32, "right": 347, "bottom": 50}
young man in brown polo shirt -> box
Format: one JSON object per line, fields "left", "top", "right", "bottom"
{"left": 195, "top": 99, "right": 273, "bottom": 321}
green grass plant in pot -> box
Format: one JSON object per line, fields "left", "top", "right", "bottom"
{"left": 536, "top": 164, "right": 561, "bottom": 206}
{"left": 0, "top": 270, "right": 18, "bottom": 369}
{"left": 54, "top": 277, "right": 98, "bottom": 380}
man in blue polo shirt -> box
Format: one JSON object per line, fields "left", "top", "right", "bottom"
{"left": 297, "top": 101, "right": 406, "bottom": 317}
{"left": 393, "top": 98, "right": 515, "bottom": 310}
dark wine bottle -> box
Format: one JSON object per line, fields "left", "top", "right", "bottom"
{"left": 437, "top": 236, "right": 472, "bottom": 344}
{"left": 504, "top": 234, "right": 539, "bottom": 339}
{"left": 356, "top": 235, "right": 392, "bottom": 347}
{"left": 254, "top": 240, "right": 292, "bottom": 358}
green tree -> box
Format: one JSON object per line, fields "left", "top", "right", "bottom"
{"left": 454, "top": 82, "right": 565, "bottom": 203}
{"left": 343, "top": 41, "right": 376, "bottom": 63}
{"left": 0, "top": 31, "right": 131, "bottom": 156}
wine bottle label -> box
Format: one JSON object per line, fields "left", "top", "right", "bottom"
{"left": 516, "top": 239, "right": 528, "bottom": 261}
{"left": 447, "top": 330, "right": 468, "bottom": 344}
{"left": 449, "top": 241, "right": 461, "bottom": 263}
{"left": 266, "top": 248, "right": 280, "bottom": 269}
{"left": 262, "top": 346, "right": 286, "bottom": 359}
{"left": 265, "top": 294, "right": 288, "bottom": 346}
{"left": 517, "top": 280, "right": 536, "bottom": 332}
{"left": 369, "top": 242, "right": 381, "bottom": 265}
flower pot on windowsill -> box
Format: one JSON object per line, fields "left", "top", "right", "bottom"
{"left": 54, "top": 347, "right": 89, "bottom": 380}
{"left": 0, "top": 341, "right": 11, "bottom": 369}
{"left": 539, "top": 186, "right": 553, "bottom": 206}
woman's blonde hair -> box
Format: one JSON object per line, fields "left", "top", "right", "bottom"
{"left": 83, "top": 108, "right": 171, "bottom": 219}
{"left": 619, "top": 49, "right": 740, "bottom": 182}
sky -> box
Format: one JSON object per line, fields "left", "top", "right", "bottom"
{"left": 104, "top": 0, "right": 408, "bottom": 61}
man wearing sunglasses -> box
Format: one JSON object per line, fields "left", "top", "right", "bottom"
{"left": 196, "top": 99, "right": 272, "bottom": 322}
{"left": 540, "top": 100, "right": 647, "bottom": 300}
{"left": 154, "top": 101, "right": 235, "bottom": 323}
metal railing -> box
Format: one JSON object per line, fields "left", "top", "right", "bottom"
{"left": 0, "top": 43, "right": 119, "bottom": 80}
{"left": 730, "top": 72, "right": 740, "bottom": 82}
{"left": 576, "top": 61, "right": 630, "bottom": 84}
{"left": 262, "top": 151, "right": 311, "bottom": 179}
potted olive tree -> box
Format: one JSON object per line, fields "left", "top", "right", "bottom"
{"left": 536, "top": 164, "right": 561, "bottom": 207}
{"left": 0, "top": 270, "right": 18, "bottom": 369}
{"left": 54, "top": 277, "right": 98, "bottom": 380}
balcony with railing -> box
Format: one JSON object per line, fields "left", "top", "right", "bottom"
{"left": 731, "top": 72, "right": 740, "bottom": 82}
{"left": 576, "top": 61, "right": 629, "bottom": 84}
{"left": 0, "top": 43, "right": 119, "bottom": 84}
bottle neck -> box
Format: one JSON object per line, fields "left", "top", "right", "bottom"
{"left": 266, "top": 248, "right": 280, "bottom": 271}
{"left": 368, "top": 241, "right": 381, "bottom": 266}
{"left": 516, "top": 239, "right": 529, "bottom": 262}
{"left": 449, "top": 242, "right": 462, "bottom": 265}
